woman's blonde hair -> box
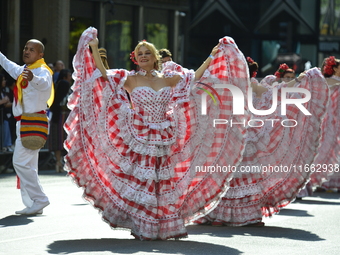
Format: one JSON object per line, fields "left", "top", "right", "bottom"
{"left": 134, "top": 41, "right": 161, "bottom": 70}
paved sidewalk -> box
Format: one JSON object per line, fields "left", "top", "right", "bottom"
{"left": 1, "top": 170, "right": 340, "bottom": 255}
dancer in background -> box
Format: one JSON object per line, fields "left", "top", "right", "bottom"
{"left": 195, "top": 61, "right": 329, "bottom": 226}
{"left": 159, "top": 48, "right": 173, "bottom": 63}
{"left": 309, "top": 56, "right": 340, "bottom": 193}
{"left": 274, "top": 63, "right": 296, "bottom": 82}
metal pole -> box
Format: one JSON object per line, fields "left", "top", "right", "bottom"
{"left": 138, "top": 6, "right": 144, "bottom": 40}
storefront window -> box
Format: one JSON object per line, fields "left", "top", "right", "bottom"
{"left": 105, "top": 4, "right": 133, "bottom": 70}
{"left": 144, "top": 23, "right": 168, "bottom": 50}
{"left": 69, "top": 0, "right": 95, "bottom": 67}
{"left": 320, "top": 0, "right": 340, "bottom": 36}
{"left": 70, "top": 17, "right": 93, "bottom": 57}
{"left": 319, "top": 0, "right": 340, "bottom": 63}
{"left": 106, "top": 20, "right": 132, "bottom": 69}
{"left": 144, "top": 8, "right": 169, "bottom": 50}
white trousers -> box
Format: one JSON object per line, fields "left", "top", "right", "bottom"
{"left": 13, "top": 121, "right": 49, "bottom": 207}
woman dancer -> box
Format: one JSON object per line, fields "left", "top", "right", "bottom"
{"left": 247, "top": 57, "right": 262, "bottom": 103}
{"left": 309, "top": 56, "right": 340, "bottom": 192}
{"left": 64, "top": 27, "right": 251, "bottom": 240}
{"left": 195, "top": 62, "right": 329, "bottom": 226}
{"left": 274, "top": 63, "right": 296, "bottom": 82}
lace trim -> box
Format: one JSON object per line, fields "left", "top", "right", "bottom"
{"left": 146, "top": 120, "right": 171, "bottom": 130}
{"left": 205, "top": 167, "right": 311, "bottom": 225}
{"left": 204, "top": 203, "right": 263, "bottom": 226}
{"left": 74, "top": 180, "right": 189, "bottom": 240}
{"left": 138, "top": 68, "right": 158, "bottom": 77}
{"left": 225, "top": 183, "right": 262, "bottom": 198}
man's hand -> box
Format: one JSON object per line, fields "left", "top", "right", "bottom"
{"left": 22, "top": 68, "right": 34, "bottom": 81}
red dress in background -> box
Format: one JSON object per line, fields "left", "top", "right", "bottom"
{"left": 201, "top": 68, "right": 329, "bottom": 226}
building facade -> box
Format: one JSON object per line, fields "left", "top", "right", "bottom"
{"left": 1, "top": 0, "right": 189, "bottom": 70}
{"left": 1, "top": 0, "right": 340, "bottom": 75}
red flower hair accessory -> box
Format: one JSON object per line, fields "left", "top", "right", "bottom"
{"left": 274, "top": 63, "right": 290, "bottom": 79}
{"left": 247, "top": 57, "right": 257, "bottom": 77}
{"left": 323, "top": 56, "right": 337, "bottom": 76}
{"left": 130, "top": 51, "right": 138, "bottom": 65}
{"left": 246, "top": 57, "right": 254, "bottom": 64}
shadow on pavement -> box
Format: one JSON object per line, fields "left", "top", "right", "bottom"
{"left": 309, "top": 193, "right": 340, "bottom": 200}
{"left": 186, "top": 225, "right": 324, "bottom": 241}
{"left": 293, "top": 199, "right": 340, "bottom": 205}
{"left": 277, "top": 208, "right": 313, "bottom": 217}
{"left": 0, "top": 215, "right": 34, "bottom": 227}
{"left": 71, "top": 203, "right": 88, "bottom": 206}
{"left": 47, "top": 238, "right": 241, "bottom": 255}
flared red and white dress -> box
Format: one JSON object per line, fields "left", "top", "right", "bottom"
{"left": 200, "top": 68, "right": 329, "bottom": 226}
{"left": 64, "top": 27, "right": 251, "bottom": 239}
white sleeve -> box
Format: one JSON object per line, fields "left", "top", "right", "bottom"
{"left": 0, "top": 52, "right": 23, "bottom": 79}
{"left": 30, "top": 67, "right": 53, "bottom": 91}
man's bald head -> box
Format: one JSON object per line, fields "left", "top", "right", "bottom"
{"left": 26, "top": 39, "right": 45, "bottom": 53}
{"left": 23, "top": 39, "right": 45, "bottom": 65}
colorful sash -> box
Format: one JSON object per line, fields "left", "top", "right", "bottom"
{"left": 14, "top": 58, "right": 54, "bottom": 107}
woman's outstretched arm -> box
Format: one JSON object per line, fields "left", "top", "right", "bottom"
{"left": 89, "top": 38, "right": 107, "bottom": 80}
{"left": 194, "top": 43, "right": 220, "bottom": 80}
{"left": 286, "top": 72, "right": 306, "bottom": 87}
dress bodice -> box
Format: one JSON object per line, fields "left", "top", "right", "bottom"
{"left": 130, "top": 86, "right": 172, "bottom": 127}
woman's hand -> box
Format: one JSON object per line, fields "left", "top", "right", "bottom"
{"left": 287, "top": 71, "right": 306, "bottom": 87}
{"left": 194, "top": 43, "right": 221, "bottom": 80}
{"left": 88, "top": 37, "right": 107, "bottom": 80}
{"left": 210, "top": 43, "right": 221, "bottom": 57}
{"left": 297, "top": 71, "right": 306, "bottom": 82}
{"left": 89, "top": 38, "right": 99, "bottom": 48}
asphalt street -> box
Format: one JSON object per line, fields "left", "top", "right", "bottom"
{"left": 1, "top": 170, "right": 340, "bottom": 255}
